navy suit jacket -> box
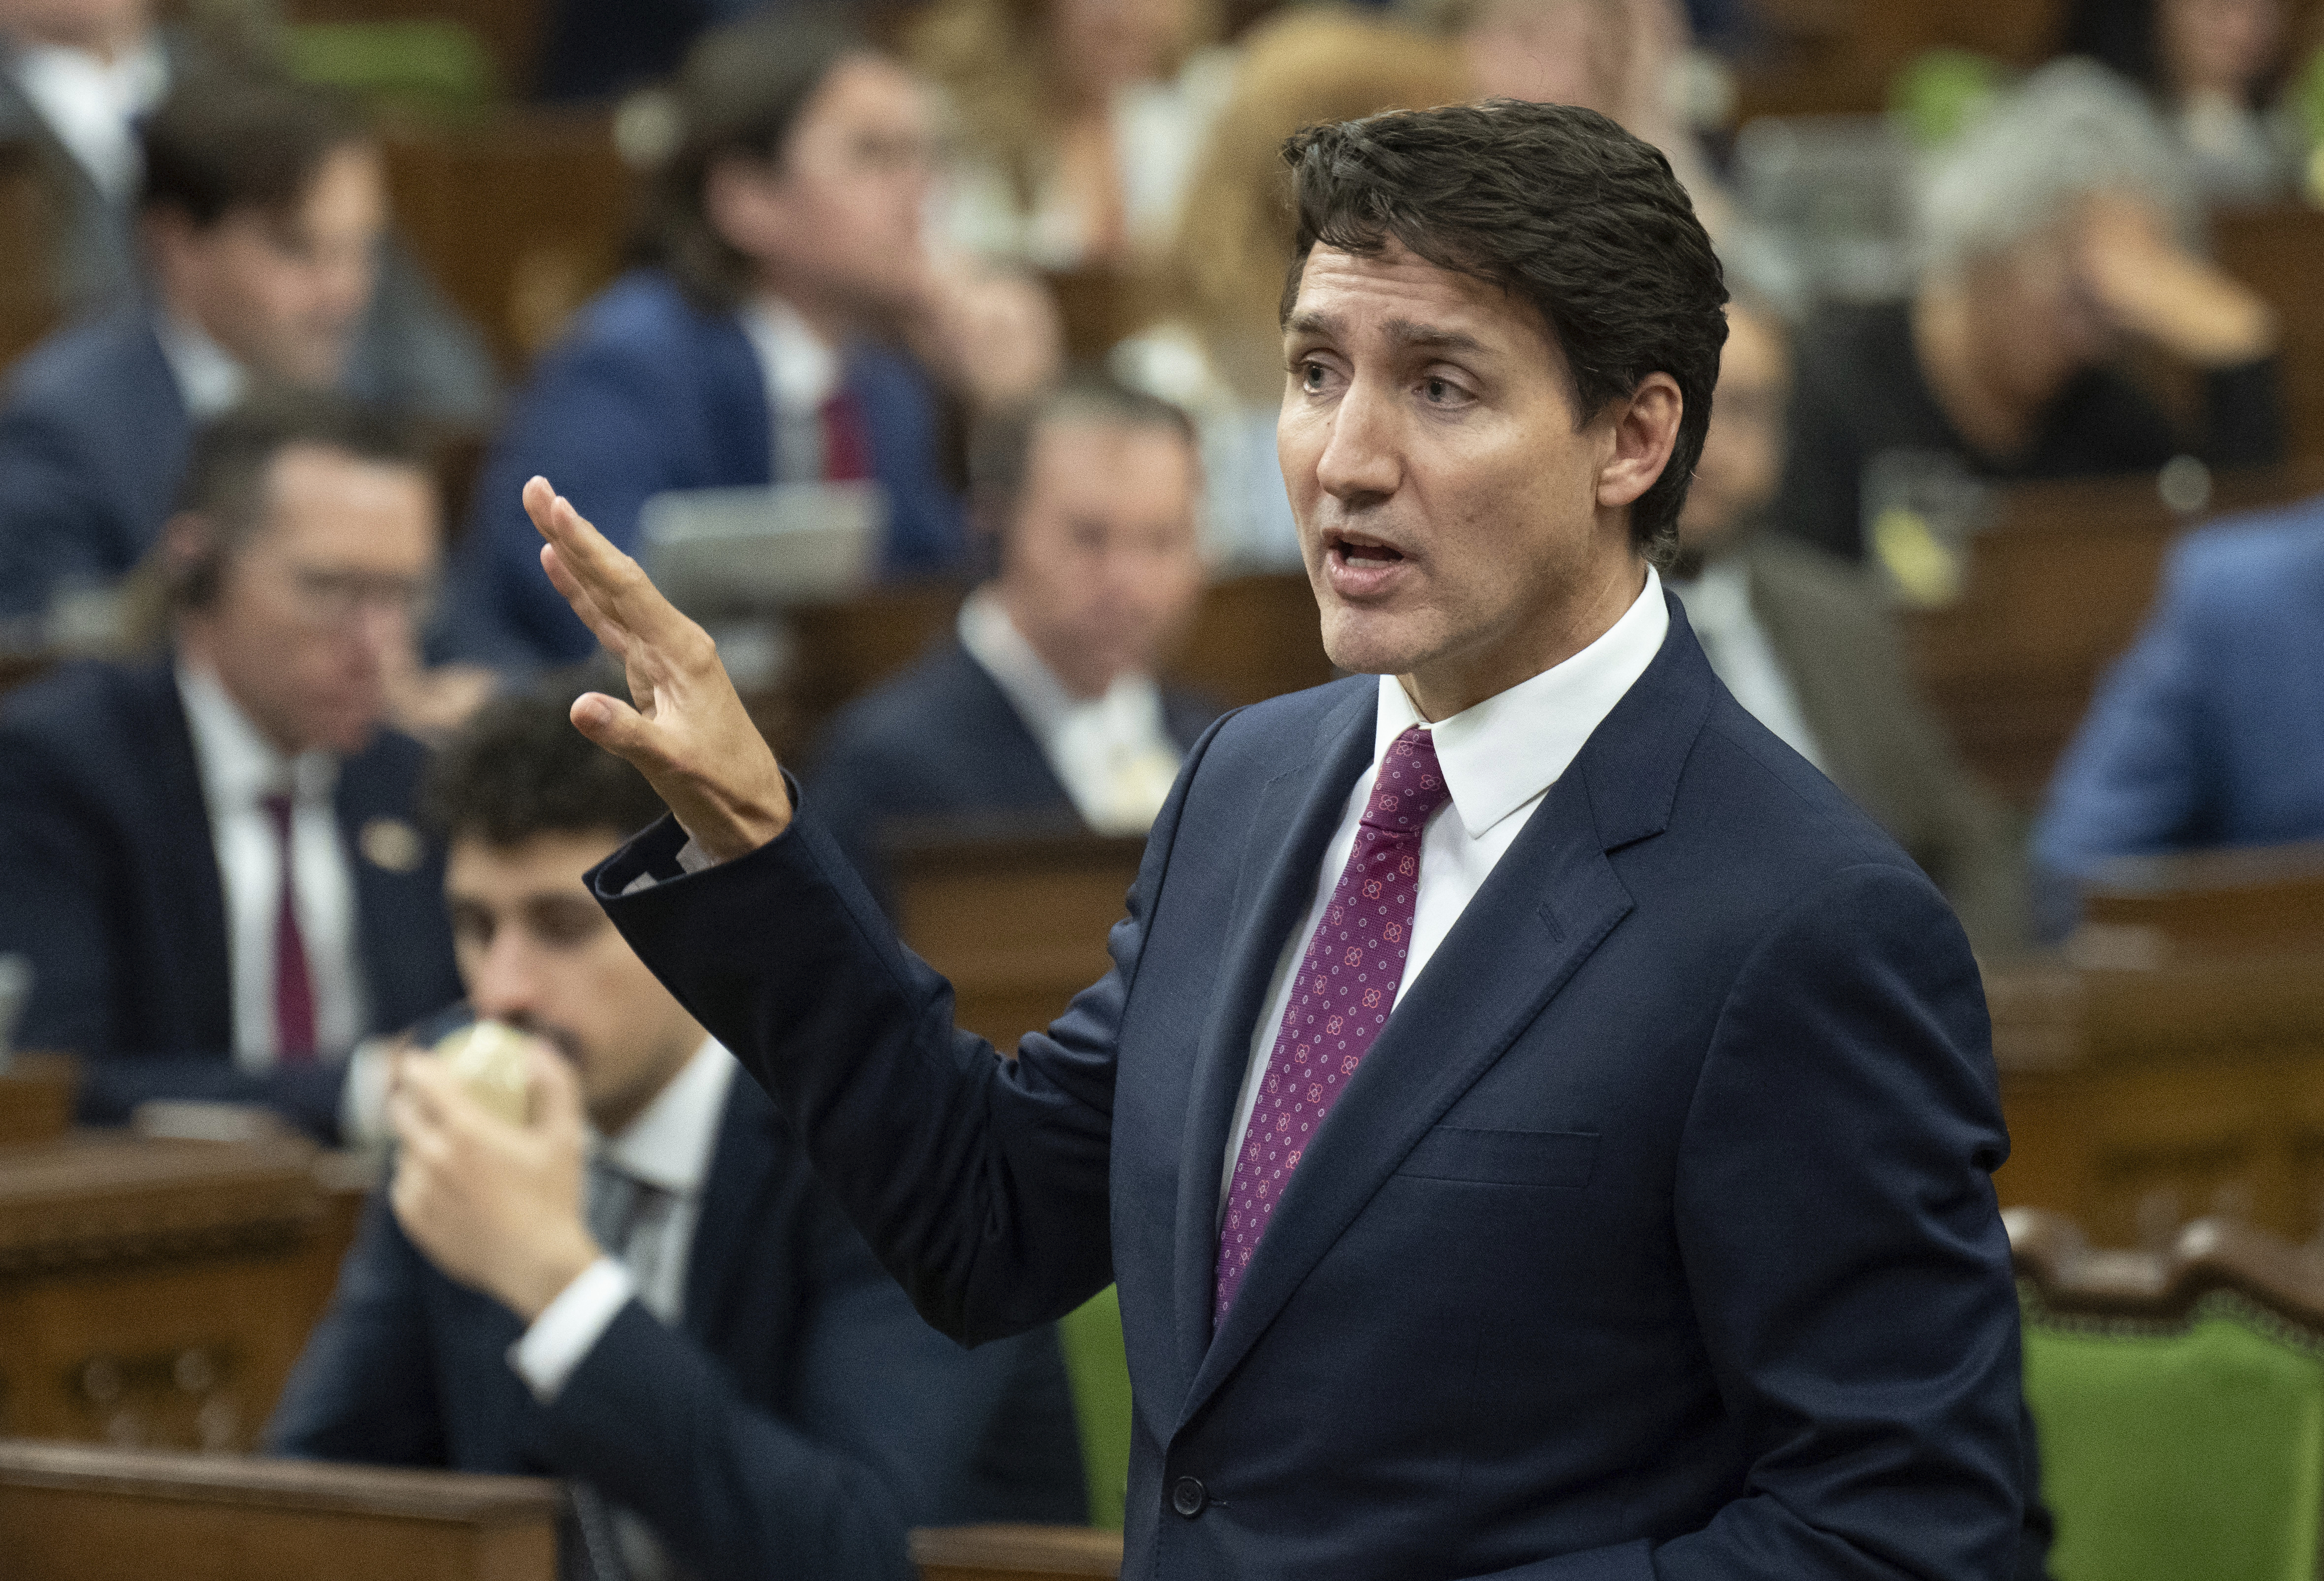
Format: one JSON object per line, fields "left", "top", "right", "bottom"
{"left": 266, "top": 1069, "right": 1088, "bottom": 1580}
{"left": 0, "top": 293, "right": 492, "bottom": 620}
{"left": 593, "top": 597, "right": 2026, "bottom": 1581}
{"left": 808, "top": 637, "right": 1221, "bottom": 910}
{"left": 0, "top": 656, "right": 461, "bottom": 1137}
{"left": 2035, "top": 495, "right": 2324, "bottom": 919}
{"left": 442, "top": 269, "right": 967, "bottom": 666}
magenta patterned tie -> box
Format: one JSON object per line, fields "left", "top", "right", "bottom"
{"left": 1214, "top": 725, "right": 1452, "bottom": 1324}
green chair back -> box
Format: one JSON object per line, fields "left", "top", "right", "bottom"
{"left": 1058, "top": 1285, "right": 1133, "bottom": 1529}
{"left": 2024, "top": 1292, "right": 2324, "bottom": 1581}
{"left": 284, "top": 21, "right": 499, "bottom": 123}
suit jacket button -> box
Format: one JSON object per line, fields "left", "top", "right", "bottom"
{"left": 1171, "top": 1476, "right": 1207, "bottom": 1517}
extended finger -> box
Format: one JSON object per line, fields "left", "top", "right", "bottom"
{"left": 527, "top": 482, "right": 697, "bottom": 651}
{"left": 569, "top": 690, "right": 679, "bottom": 774}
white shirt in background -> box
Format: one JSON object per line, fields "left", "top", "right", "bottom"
{"left": 10, "top": 37, "right": 167, "bottom": 202}
{"left": 511, "top": 1040, "right": 739, "bottom": 1400}
{"left": 1221, "top": 569, "right": 1670, "bottom": 1206}
{"left": 957, "top": 586, "right": 1183, "bottom": 836}
{"left": 1673, "top": 561, "right": 1827, "bottom": 772}
{"left": 737, "top": 295, "right": 842, "bottom": 484}
{"left": 153, "top": 311, "right": 249, "bottom": 421}
{"left": 175, "top": 660, "right": 366, "bottom": 1067}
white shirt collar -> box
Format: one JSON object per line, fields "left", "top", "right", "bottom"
{"left": 176, "top": 656, "right": 337, "bottom": 809}
{"left": 152, "top": 309, "right": 248, "bottom": 419}
{"left": 10, "top": 36, "right": 167, "bottom": 201}
{"left": 600, "top": 1037, "right": 736, "bottom": 1196}
{"left": 957, "top": 584, "right": 1169, "bottom": 749}
{"left": 737, "top": 295, "right": 841, "bottom": 416}
{"left": 1373, "top": 566, "right": 1669, "bottom": 840}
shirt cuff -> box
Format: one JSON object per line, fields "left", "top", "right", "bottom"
{"left": 507, "top": 1257, "right": 637, "bottom": 1404}
{"left": 616, "top": 836, "right": 721, "bottom": 894}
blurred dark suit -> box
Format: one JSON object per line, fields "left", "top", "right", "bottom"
{"left": 0, "top": 656, "right": 460, "bottom": 1136}
{"left": 1738, "top": 536, "right": 2028, "bottom": 953}
{"left": 808, "top": 637, "right": 1219, "bottom": 910}
{"left": 270, "top": 1065, "right": 1088, "bottom": 1581}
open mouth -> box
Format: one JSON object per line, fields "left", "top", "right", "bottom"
{"left": 1326, "top": 531, "right": 1407, "bottom": 569}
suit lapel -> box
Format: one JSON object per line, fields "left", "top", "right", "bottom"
{"left": 684, "top": 1076, "right": 784, "bottom": 1348}
{"left": 142, "top": 662, "right": 235, "bottom": 1053}
{"left": 1167, "top": 682, "right": 1375, "bottom": 1404}
{"left": 1178, "top": 600, "right": 1720, "bottom": 1426}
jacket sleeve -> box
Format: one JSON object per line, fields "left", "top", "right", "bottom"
{"left": 1465, "top": 862, "right": 2024, "bottom": 1581}
{"left": 264, "top": 1191, "right": 449, "bottom": 1466}
{"left": 535, "top": 1191, "right": 1086, "bottom": 1581}
{"left": 592, "top": 723, "right": 1225, "bottom": 1344}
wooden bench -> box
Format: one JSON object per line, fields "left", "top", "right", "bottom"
{"left": 0, "top": 1439, "right": 560, "bottom": 1581}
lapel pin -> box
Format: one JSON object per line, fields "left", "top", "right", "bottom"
{"left": 360, "top": 817, "right": 425, "bottom": 874}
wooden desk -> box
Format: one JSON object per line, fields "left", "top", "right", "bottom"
{"left": 1903, "top": 460, "right": 2324, "bottom": 803}
{"left": 0, "top": 1125, "right": 365, "bottom": 1451}
{"left": 1991, "top": 843, "right": 2324, "bottom": 1248}
{"left": 892, "top": 831, "right": 1147, "bottom": 1053}
{"left": 0, "top": 1439, "right": 558, "bottom": 1581}
{"left": 2217, "top": 204, "right": 2324, "bottom": 463}
{"left": 913, "top": 1523, "right": 1123, "bottom": 1581}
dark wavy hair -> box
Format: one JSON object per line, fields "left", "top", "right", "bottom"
{"left": 1279, "top": 99, "right": 1727, "bottom": 567}
{"left": 424, "top": 681, "right": 669, "bottom": 849}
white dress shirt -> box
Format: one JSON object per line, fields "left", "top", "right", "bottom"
{"left": 957, "top": 587, "right": 1184, "bottom": 836}
{"left": 511, "top": 1039, "right": 738, "bottom": 1402}
{"left": 1673, "top": 561, "right": 1826, "bottom": 772}
{"left": 10, "top": 37, "right": 167, "bottom": 202}
{"left": 737, "top": 294, "right": 842, "bottom": 484}
{"left": 176, "top": 660, "right": 365, "bottom": 1068}
{"left": 152, "top": 311, "right": 249, "bottom": 421}
{"left": 1220, "top": 570, "right": 1670, "bottom": 1204}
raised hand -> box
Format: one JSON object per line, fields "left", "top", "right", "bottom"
{"left": 525, "top": 476, "right": 794, "bottom": 861}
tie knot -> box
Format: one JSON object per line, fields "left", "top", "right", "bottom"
{"left": 1361, "top": 725, "right": 1451, "bottom": 835}
{"left": 260, "top": 792, "right": 295, "bottom": 839}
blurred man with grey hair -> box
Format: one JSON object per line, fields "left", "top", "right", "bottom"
{"left": 1772, "top": 58, "right": 2283, "bottom": 566}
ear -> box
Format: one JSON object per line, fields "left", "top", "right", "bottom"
{"left": 159, "top": 509, "right": 215, "bottom": 581}
{"left": 701, "top": 152, "right": 786, "bottom": 259}
{"left": 1595, "top": 372, "right": 1683, "bottom": 512}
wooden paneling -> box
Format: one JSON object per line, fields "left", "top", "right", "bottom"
{"left": 382, "top": 110, "right": 632, "bottom": 376}
{"left": 0, "top": 1133, "right": 365, "bottom": 1451}
{"left": 913, "top": 1523, "right": 1124, "bottom": 1581}
{"left": 2217, "top": 204, "right": 2324, "bottom": 463}
{"left": 1903, "top": 461, "right": 2324, "bottom": 804}
{"left": 0, "top": 137, "right": 64, "bottom": 375}
{"left": 1991, "top": 845, "right": 2324, "bottom": 1249}
{"left": 0, "top": 1439, "right": 558, "bottom": 1581}
{"left": 0, "top": 1056, "right": 76, "bottom": 1147}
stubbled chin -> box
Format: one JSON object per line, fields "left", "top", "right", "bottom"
{"left": 1317, "top": 602, "right": 1432, "bottom": 678}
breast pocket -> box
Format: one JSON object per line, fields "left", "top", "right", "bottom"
{"left": 1394, "top": 1126, "right": 1599, "bottom": 1188}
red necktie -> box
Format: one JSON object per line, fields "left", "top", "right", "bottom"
{"left": 819, "top": 389, "right": 873, "bottom": 482}
{"left": 1215, "top": 726, "right": 1451, "bottom": 1323}
{"left": 261, "top": 793, "right": 318, "bottom": 1062}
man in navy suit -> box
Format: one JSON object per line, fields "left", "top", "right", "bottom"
{"left": 522, "top": 101, "right": 2026, "bottom": 1578}
{"left": 442, "top": 12, "right": 1059, "bottom": 667}
{"left": 269, "top": 687, "right": 1087, "bottom": 1580}
{"left": 811, "top": 373, "right": 1218, "bottom": 906}
{"left": 0, "top": 395, "right": 461, "bottom": 1138}
{"left": 2032, "top": 493, "right": 2324, "bottom": 930}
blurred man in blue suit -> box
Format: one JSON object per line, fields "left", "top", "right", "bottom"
{"left": 810, "top": 373, "right": 1218, "bottom": 907}
{"left": 526, "top": 101, "right": 2026, "bottom": 1580}
{"left": 444, "top": 12, "right": 1058, "bottom": 666}
{"left": 0, "top": 395, "right": 461, "bottom": 1138}
{"left": 2034, "top": 494, "right": 2324, "bottom": 926}
{"left": 269, "top": 687, "right": 1087, "bottom": 1581}
{"left": 0, "top": 65, "right": 493, "bottom": 622}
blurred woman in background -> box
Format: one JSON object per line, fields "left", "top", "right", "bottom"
{"left": 2062, "top": 0, "right": 2299, "bottom": 203}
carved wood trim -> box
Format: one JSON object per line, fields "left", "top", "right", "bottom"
{"left": 2006, "top": 1207, "right": 2324, "bottom": 1332}
{"left": 0, "top": 1137, "right": 325, "bottom": 1278}
{"left": 0, "top": 1439, "right": 561, "bottom": 1525}
{"left": 910, "top": 1524, "right": 1124, "bottom": 1579}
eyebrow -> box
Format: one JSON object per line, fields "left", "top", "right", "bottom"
{"left": 1282, "top": 311, "right": 1487, "bottom": 356}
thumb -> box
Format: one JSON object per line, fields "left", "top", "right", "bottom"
{"left": 570, "top": 691, "right": 668, "bottom": 771}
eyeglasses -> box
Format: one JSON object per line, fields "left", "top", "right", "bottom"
{"left": 283, "top": 564, "right": 439, "bottom": 627}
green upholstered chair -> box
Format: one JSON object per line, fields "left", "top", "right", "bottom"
{"left": 2009, "top": 1208, "right": 2324, "bottom": 1581}
{"left": 283, "top": 21, "right": 499, "bottom": 123}
{"left": 1059, "top": 1285, "right": 1134, "bottom": 1529}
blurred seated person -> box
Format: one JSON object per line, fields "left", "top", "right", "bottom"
{"left": 1113, "top": 10, "right": 1464, "bottom": 568}
{"left": 1670, "top": 299, "right": 2028, "bottom": 953}
{"left": 2031, "top": 490, "right": 2324, "bottom": 932}
{"left": 912, "top": 0, "right": 1227, "bottom": 270}
{"left": 268, "top": 687, "right": 1088, "bottom": 1581}
{"left": 0, "top": 6, "right": 493, "bottom": 411}
{"left": 2062, "top": 0, "right": 2297, "bottom": 203}
{"left": 1773, "top": 59, "right": 2283, "bottom": 566}
{"left": 446, "top": 13, "right": 1057, "bottom": 667}
{"left": 810, "top": 372, "right": 1216, "bottom": 906}
{"left": 0, "top": 396, "right": 461, "bottom": 1139}
{"left": 0, "top": 65, "right": 493, "bottom": 622}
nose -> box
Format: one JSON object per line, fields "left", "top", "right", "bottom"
{"left": 1312, "top": 373, "right": 1402, "bottom": 508}
{"left": 468, "top": 927, "right": 543, "bottom": 1025}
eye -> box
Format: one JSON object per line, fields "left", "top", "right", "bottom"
{"left": 1300, "top": 361, "right": 1328, "bottom": 392}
